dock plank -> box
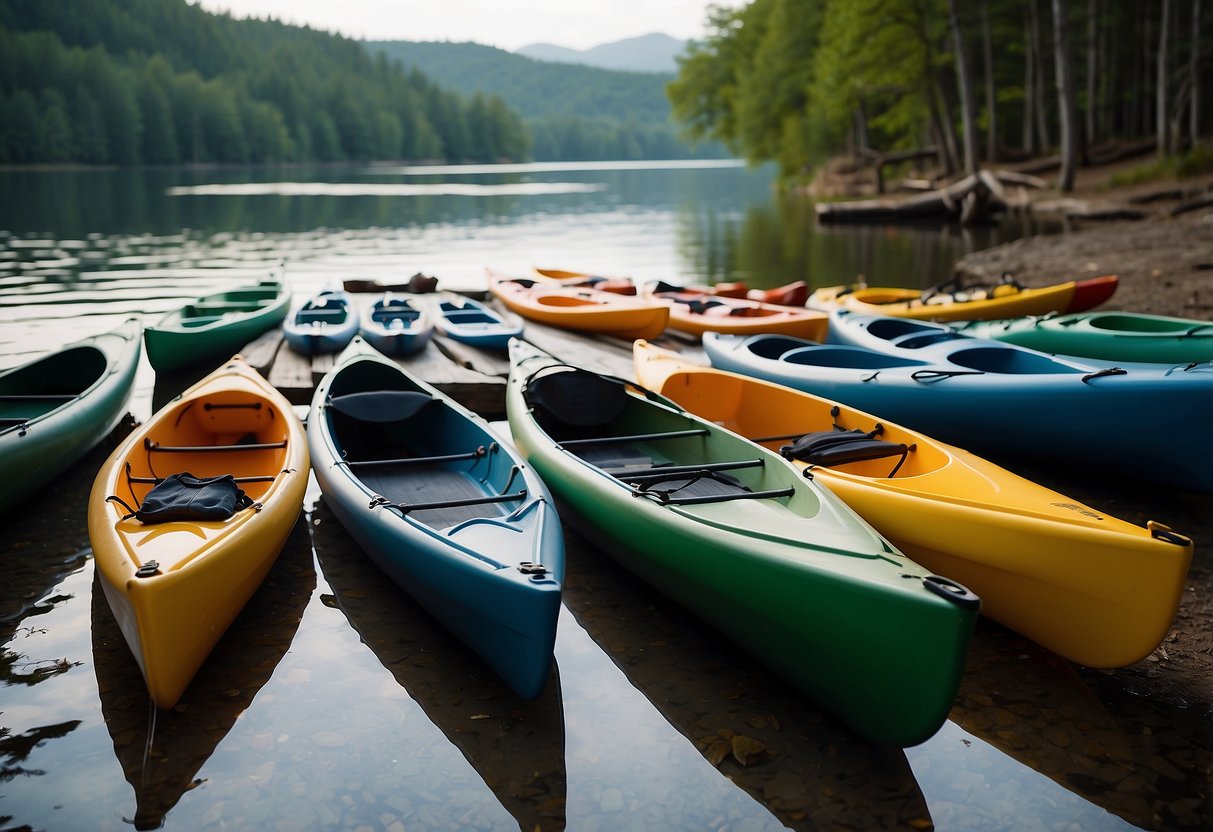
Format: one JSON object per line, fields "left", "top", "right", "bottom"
{"left": 267, "top": 343, "right": 315, "bottom": 405}
{"left": 396, "top": 342, "right": 507, "bottom": 417}
{"left": 239, "top": 329, "right": 284, "bottom": 375}
{"left": 252, "top": 288, "right": 707, "bottom": 415}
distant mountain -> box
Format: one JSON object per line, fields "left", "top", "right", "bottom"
{"left": 517, "top": 33, "right": 686, "bottom": 74}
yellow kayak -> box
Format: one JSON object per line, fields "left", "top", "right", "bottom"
{"left": 633, "top": 340, "right": 1192, "bottom": 668}
{"left": 809, "top": 274, "right": 1118, "bottom": 321}
{"left": 487, "top": 268, "right": 668, "bottom": 339}
{"left": 89, "top": 355, "right": 308, "bottom": 708}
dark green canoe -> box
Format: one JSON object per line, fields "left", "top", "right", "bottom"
{"left": 505, "top": 339, "right": 979, "bottom": 746}
{"left": 144, "top": 279, "right": 290, "bottom": 372}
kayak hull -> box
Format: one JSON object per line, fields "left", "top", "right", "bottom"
{"left": 144, "top": 280, "right": 290, "bottom": 372}
{"left": 634, "top": 340, "right": 1193, "bottom": 668}
{"left": 954, "top": 311, "right": 1213, "bottom": 364}
{"left": 89, "top": 356, "right": 308, "bottom": 709}
{"left": 0, "top": 318, "right": 142, "bottom": 513}
{"left": 359, "top": 296, "right": 434, "bottom": 356}
{"left": 809, "top": 275, "right": 1117, "bottom": 321}
{"left": 434, "top": 296, "right": 523, "bottom": 349}
{"left": 507, "top": 339, "right": 977, "bottom": 746}
{"left": 308, "top": 338, "right": 564, "bottom": 699}
{"left": 488, "top": 269, "right": 668, "bottom": 340}
{"left": 284, "top": 289, "right": 359, "bottom": 356}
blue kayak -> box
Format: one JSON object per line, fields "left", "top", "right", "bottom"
{"left": 284, "top": 289, "right": 359, "bottom": 355}
{"left": 359, "top": 295, "right": 434, "bottom": 356}
{"left": 703, "top": 320, "right": 1213, "bottom": 492}
{"left": 307, "top": 337, "right": 564, "bottom": 699}
{"left": 434, "top": 296, "right": 522, "bottom": 350}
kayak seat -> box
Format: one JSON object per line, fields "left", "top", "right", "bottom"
{"left": 865, "top": 318, "right": 936, "bottom": 341}
{"left": 672, "top": 297, "right": 725, "bottom": 314}
{"left": 526, "top": 368, "right": 629, "bottom": 430}
{"left": 781, "top": 429, "right": 911, "bottom": 476}
{"left": 748, "top": 336, "right": 817, "bottom": 359}
{"left": 297, "top": 308, "right": 348, "bottom": 321}
{"left": 328, "top": 390, "right": 433, "bottom": 423}
{"left": 891, "top": 331, "right": 964, "bottom": 349}
{"left": 442, "top": 310, "right": 497, "bottom": 323}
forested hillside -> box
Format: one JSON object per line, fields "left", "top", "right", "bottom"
{"left": 366, "top": 40, "right": 728, "bottom": 161}
{"left": 670, "top": 0, "right": 1209, "bottom": 187}
{"left": 0, "top": 0, "right": 529, "bottom": 165}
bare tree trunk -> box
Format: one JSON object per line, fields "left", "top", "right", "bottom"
{"left": 1193, "top": 0, "right": 1202, "bottom": 147}
{"left": 1053, "top": 0, "right": 1078, "bottom": 190}
{"left": 936, "top": 79, "right": 963, "bottom": 173}
{"left": 1024, "top": 14, "right": 1037, "bottom": 153}
{"left": 854, "top": 99, "right": 870, "bottom": 153}
{"left": 1158, "top": 0, "right": 1170, "bottom": 159}
{"left": 1030, "top": 0, "right": 1051, "bottom": 151}
{"left": 1086, "top": 0, "right": 1098, "bottom": 144}
{"left": 1143, "top": 8, "right": 1154, "bottom": 141}
{"left": 1097, "top": 3, "right": 1110, "bottom": 137}
{"left": 981, "top": 0, "right": 997, "bottom": 161}
{"left": 948, "top": 0, "right": 980, "bottom": 173}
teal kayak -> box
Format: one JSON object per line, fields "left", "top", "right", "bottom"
{"left": 505, "top": 339, "right": 978, "bottom": 746}
{"left": 434, "top": 296, "right": 523, "bottom": 350}
{"left": 284, "top": 289, "right": 360, "bottom": 356}
{"left": 707, "top": 310, "right": 1213, "bottom": 492}
{"left": 144, "top": 279, "right": 290, "bottom": 372}
{"left": 359, "top": 295, "right": 434, "bottom": 356}
{"left": 0, "top": 318, "right": 141, "bottom": 513}
{"left": 308, "top": 338, "right": 564, "bottom": 699}
{"left": 952, "top": 311, "right": 1213, "bottom": 364}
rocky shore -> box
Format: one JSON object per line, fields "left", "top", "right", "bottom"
{"left": 946, "top": 160, "right": 1213, "bottom": 711}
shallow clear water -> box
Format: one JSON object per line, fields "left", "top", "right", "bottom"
{"left": 0, "top": 162, "right": 1208, "bottom": 831}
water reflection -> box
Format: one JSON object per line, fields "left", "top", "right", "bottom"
{"left": 1, "top": 163, "right": 1208, "bottom": 831}
{"left": 90, "top": 515, "right": 314, "bottom": 830}
{"left": 558, "top": 524, "right": 933, "bottom": 829}
{"left": 311, "top": 498, "right": 568, "bottom": 832}
{"left": 947, "top": 625, "right": 1158, "bottom": 829}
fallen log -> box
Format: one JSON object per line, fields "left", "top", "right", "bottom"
{"left": 815, "top": 172, "right": 1006, "bottom": 224}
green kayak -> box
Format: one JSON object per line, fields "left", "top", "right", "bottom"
{"left": 0, "top": 318, "right": 141, "bottom": 513}
{"left": 952, "top": 311, "right": 1213, "bottom": 364}
{"left": 505, "top": 339, "right": 979, "bottom": 746}
{"left": 144, "top": 279, "right": 291, "bottom": 372}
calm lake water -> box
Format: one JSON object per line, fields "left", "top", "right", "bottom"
{"left": 0, "top": 161, "right": 1208, "bottom": 831}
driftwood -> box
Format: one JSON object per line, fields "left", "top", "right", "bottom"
{"left": 1170, "top": 191, "right": 1213, "bottom": 216}
{"left": 990, "top": 169, "right": 1048, "bottom": 189}
{"left": 858, "top": 146, "right": 939, "bottom": 194}
{"left": 816, "top": 171, "right": 1007, "bottom": 225}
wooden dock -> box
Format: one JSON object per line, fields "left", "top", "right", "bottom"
{"left": 241, "top": 291, "right": 702, "bottom": 415}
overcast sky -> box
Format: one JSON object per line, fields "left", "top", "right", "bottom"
{"left": 192, "top": 0, "right": 721, "bottom": 52}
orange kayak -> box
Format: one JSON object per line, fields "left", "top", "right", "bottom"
{"left": 487, "top": 268, "right": 668, "bottom": 339}
{"left": 534, "top": 268, "right": 807, "bottom": 306}
{"left": 532, "top": 267, "right": 637, "bottom": 295}
{"left": 645, "top": 285, "right": 827, "bottom": 339}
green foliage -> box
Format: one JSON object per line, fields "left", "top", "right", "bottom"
{"left": 0, "top": 0, "right": 530, "bottom": 165}
{"left": 1105, "top": 147, "right": 1213, "bottom": 189}
{"left": 668, "top": 0, "right": 1213, "bottom": 182}
{"left": 667, "top": 0, "right": 832, "bottom": 177}
{"left": 367, "top": 39, "right": 728, "bottom": 162}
